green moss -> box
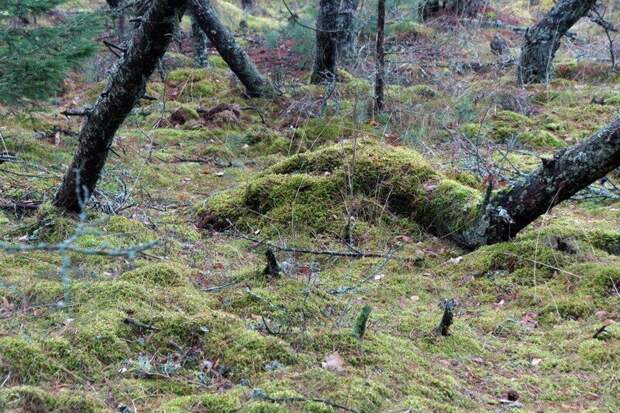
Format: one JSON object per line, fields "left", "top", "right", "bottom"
{"left": 542, "top": 295, "right": 594, "bottom": 321}
{"left": 0, "top": 337, "right": 55, "bottom": 384}
{"left": 0, "top": 386, "right": 105, "bottom": 412}
{"left": 457, "top": 239, "right": 567, "bottom": 283}
{"left": 571, "top": 262, "right": 620, "bottom": 297}
{"left": 243, "top": 401, "right": 288, "bottom": 413}
{"left": 201, "top": 141, "right": 481, "bottom": 237}
{"left": 293, "top": 117, "right": 361, "bottom": 147}
{"left": 167, "top": 68, "right": 211, "bottom": 83}
{"left": 157, "top": 391, "right": 240, "bottom": 412}
{"left": 120, "top": 263, "right": 191, "bottom": 287}
{"left": 518, "top": 130, "right": 565, "bottom": 148}
{"left": 489, "top": 110, "right": 531, "bottom": 141}
{"left": 210, "top": 55, "right": 230, "bottom": 69}
{"left": 579, "top": 339, "right": 617, "bottom": 365}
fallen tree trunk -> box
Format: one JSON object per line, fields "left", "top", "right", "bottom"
{"left": 459, "top": 116, "right": 620, "bottom": 248}
{"left": 53, "top": 0, "right": 187, "bottom": 213}
{"left": 190, "top": 0, "right": 275, "bottom": 97}
{"left": 517, "top": 0, "right": 596, "bottom": 85}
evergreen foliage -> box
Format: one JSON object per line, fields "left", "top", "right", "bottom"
{"left": 0, "top": 0, "right": 103, "bottom": 103}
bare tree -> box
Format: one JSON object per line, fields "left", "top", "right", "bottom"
{"left": 311, "top": 0, "right": 339, "bottom": 84}
{"left": 518, "top": 0, "right": 597, "bottom": 85}
{"left": 374, "top": 0, "right": 385, "bottom": 112}
{"left": 53, "top": 0, "right": 187, "bottom": 213}
{"left": 190, "top": 0, "right": 275, "bottom": 97}
{"left": 458, "top": 116, "right": 620, "bottom": 248}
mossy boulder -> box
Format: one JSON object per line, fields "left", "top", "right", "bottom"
{"left": 198, "top": 141, "right": 481, "bottom": 237}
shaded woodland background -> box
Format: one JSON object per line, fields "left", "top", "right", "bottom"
{"left": 1, "top": 0, "right": 620, "bottom": 412}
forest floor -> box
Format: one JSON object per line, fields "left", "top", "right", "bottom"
{"left": 1, "top": 1, "right": 620, "bottom": 412}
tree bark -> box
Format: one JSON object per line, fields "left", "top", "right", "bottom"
{"left": 106, "top": 0, "right": 126, "bottom": 38}
{"left": 190, "top": 0, "right": 275, "bottom": 97}
{"left": 374, "top": 0, "right": 385, "bottom": 112}
{"left": 311, "top": 0, "right": 339, "bottom": 84}
{"left": 191, "top": 12, "right": 209, "bottom": 67}
{"left": 336, "top": 0, "right": 359, "bottom": 60}
{"left": 458, "top": 116, "right": 620, "bottom": 249}
{"left": 420, "top": 0, "right": 483, "bottom": 20}
{"left": 517, "top": 0, "right": 597, "bottom": 85}
{"left": 53, "top": 0, "right": 187, "bottom": 213}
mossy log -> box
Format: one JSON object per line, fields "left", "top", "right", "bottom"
{"left": 201, "top": 115, "right": 620, "bottom": 249}
{"left": 53, "top": 0, "right": 187, "bottom": 213}
{"left": 517, "top": 0, "right": 597, "bottom": 85}
{"left": 190, "top": 0, "right": 275, "bottom": 97}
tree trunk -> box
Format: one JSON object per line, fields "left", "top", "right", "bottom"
{"left": 458, "top": 116, "right": 620, "bottom": 249}
{"left": 191, "top": 12, "right": 209, "bottom": 67}
{"left": 420, "top": 0, "right": 483, "bottom": 20}
{"left": 241, "top": 0, "right": 253, "bottom": 10}
{"left": 106, "top": 0, "right": 126, "bottom": 38}
{"left": 374, "top": 0, "right": 385, "bottom": 112}
{"left": 336, "top": 0, "right": 359, "bottom": 60}
{"left": 53, "top": 0, "right": 186, "bottom": 213}
{"left": 517, "top": 0, "right": 597, "bottom": 85}
{"left": 310, "top": 0, "right": 339, "bottom": 84}
{"left": 190, "top": 0, "right": 275, "bottom": 97}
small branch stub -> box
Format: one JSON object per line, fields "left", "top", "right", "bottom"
{"left": 263, "top": 248, "right": 281, "bottom": 278}
{"left": 352, "top": 304, "right": 372, "bottom": 339}
{"left": 435, "top": 298, "right": 456, "bottom": 336}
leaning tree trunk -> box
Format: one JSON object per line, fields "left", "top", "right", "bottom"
{"left": 53, "top": 0, "right": 186, "bottom": 213}
{"left": 190, "top": 0, "right": 275, "bottom": 97}
{"left": 458, "top": 117, "right": 620, "bottom": 249}
{"left": 311, "top": 0, "right": 339, "bottom": 84}
{"left": 191, "top": 12, "right": 209, "bottom": 67}
{"left": 517, "top": 0, "right": 597, "bottom": 85}
{"left": 336, "top": 0, "right": 359, "bottom": 60}
{"left": 374, "top": 0, "right": 385, "bottom": 112}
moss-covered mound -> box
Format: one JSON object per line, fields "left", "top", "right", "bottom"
{"left": 198, "top": 141, "right": 482, "bottom": 237}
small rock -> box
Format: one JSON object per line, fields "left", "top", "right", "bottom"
{"left": 322, "top": 352, "right": 345, "bottom": 373}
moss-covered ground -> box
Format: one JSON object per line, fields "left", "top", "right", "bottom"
{"left": 1, "top": 1, "right": 619, "bottom": 412}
